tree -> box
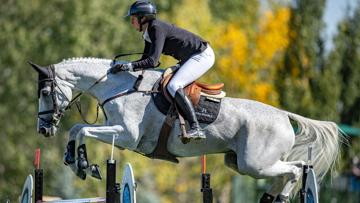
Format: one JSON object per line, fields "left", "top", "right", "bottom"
{"left": 328, "top": 4, "right": 360, "bottom": 158}
{"left": 0, "top": 0, "right": 131, "bottom": 200}
{"left": 213, "top": 7, "right": 290, "bottom": 105}
{"left": 336, "top": 7, "right": 360, "bottom": 127}
{"left": 276, "top": 0, "right": 328, "bottom": 117}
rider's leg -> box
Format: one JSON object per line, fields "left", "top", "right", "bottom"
{"left": 167, "top": 45, "right": 215, "bottom": 138}
{"left": 174, "top": 88, "right": 204, "bottom": 138}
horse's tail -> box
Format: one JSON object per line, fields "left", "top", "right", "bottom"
{"left": 284, "top": 111, "right": 346, "bottom": 193}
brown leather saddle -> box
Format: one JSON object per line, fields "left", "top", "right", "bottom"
{"left": 161, "top": 71, "right": 224, "bottom": 106}
{"left": 145, "top": 67, "right": 225, "bottom": 163}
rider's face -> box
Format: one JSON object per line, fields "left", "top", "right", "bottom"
{"left": 130, "top": 16, "right": 141, "bottom": 31}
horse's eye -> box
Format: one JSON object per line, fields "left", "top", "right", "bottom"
{"left": 41, "top": 87, "right": 51, "bottom": 96}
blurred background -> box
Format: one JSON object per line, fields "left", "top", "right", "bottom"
{"left": 1, "top": 0, "right": 360, "bottom": 202}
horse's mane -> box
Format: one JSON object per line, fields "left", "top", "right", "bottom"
{"left": 57, "top": 57, "right": 164, "bottom": 74}
{"left": 59, "top": 57, "right": 112, "bottom": 65}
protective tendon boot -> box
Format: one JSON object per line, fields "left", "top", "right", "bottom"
{"left": 64, "top": 140, "right": 76, "bottom": 165}
{"left": 259, "top": 193, "right": 275, "bottom": 203}
{"left": 77, "top": 144, "right": 89, "bottom": 170}
{"left": 174, "top": 88, "right": 205, "bottom": 139}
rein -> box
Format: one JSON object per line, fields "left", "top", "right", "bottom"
{"left": 39, "top": 53, "right": 159, "bottom": 125}
{"left": 98, "top": 69, "right": 159, "bottom": 120}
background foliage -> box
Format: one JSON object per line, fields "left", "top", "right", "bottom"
{"left": 1, "top": 0, "right": 359, "bottom": 202}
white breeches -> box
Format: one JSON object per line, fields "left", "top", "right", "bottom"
{"left": 167, "top": 45, "right": 215, "bottom": 97}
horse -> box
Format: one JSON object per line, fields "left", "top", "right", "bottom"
{"left": 30, "top": 57, "right": 344, "bottom": 202}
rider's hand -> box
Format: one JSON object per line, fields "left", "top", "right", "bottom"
{"left": 109, "top": 62, "right": 133, "bottom": 74}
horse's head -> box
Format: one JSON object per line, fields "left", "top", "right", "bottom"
{"left": 29, "top": 61, "right": 72, "bottom": 137}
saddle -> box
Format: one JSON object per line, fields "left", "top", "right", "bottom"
{"left": 145, "top": 66, "right": 226, "bottom": 163}
{"left": 161, "top": 66, "right": 226, "bottom": 106}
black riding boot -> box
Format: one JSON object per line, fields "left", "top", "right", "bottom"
{"left": 174, "top": 88, "right": 205, "bottom": 139}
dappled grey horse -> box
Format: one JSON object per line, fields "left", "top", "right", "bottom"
{"left": 30, "top": 58, "right": 344, "bottom": 202}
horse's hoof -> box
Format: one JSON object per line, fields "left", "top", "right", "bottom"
{"left": 89, "top": 164, "right": 102, "bottom": 180}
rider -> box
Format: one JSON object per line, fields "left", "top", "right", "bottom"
{"left": 110, "top": 0, "right": 215, "bottom": 139}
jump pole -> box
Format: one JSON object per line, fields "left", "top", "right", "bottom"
{"left": 34, "top": 148, "right": 43, "bottom": 203}
{"left": 32, "top": 145, "right": 120, "bottom": 203}
{"left": 106, "top": 135, "right": 120, "bottom": 203}
{"left": 200, "top": 155, "right": 213, "bottom": 203}
{"left": 300, "top": 146, "right": 319, "bottom": 203}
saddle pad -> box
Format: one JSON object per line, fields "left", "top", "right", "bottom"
{"left": 151, "top": 90, "right": 221, "bottom": 124}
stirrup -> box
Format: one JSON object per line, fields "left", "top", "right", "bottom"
{"left": 187, "top": 128, "right": 206, "bottom": 139}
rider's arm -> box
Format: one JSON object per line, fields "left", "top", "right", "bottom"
{"left": 131, "top": 25, "right": 165, "bottom": 71}
{"left": 141, "top": 41, "right": 151, "bottom": 60}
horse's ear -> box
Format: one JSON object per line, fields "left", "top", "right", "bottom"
{"left": 28, "top": 61, "right": 49, "bottom": 76}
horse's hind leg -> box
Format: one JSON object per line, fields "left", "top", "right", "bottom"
{"left": 276, "top": 161, "right": 305, "bottom": 202}
{"left": 259, "top": 161, "right": 305, "bottom": 203}
{"left": 260, "top": 177, "right": 285, "bottom": 203}
{"left": 235, "top": 154, "right": 303, "bottom": 202}
{"left": 224, "top": 151, "right": 304, "bottom": 202}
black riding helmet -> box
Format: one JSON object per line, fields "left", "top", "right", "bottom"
{"left": 126, "top": 1, "right": 157, "bottom": 18}
{"left": 126, "top": 1, "right": 156, "bottom": 32}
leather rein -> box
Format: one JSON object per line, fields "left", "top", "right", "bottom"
{"left": 38, "top": 53, "right": 157, "bottom": 126}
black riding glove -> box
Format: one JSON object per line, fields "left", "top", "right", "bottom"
{"left": 109, "top": 62, "right": 133, "bottom": 74}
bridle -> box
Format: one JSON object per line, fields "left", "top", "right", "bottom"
{"left": 37, "top": 65, "right": 106, "bottom": 127}
{"left": 37, "top": 53, "right": 158, "bottom": 127}
{"left": 37, "top": 65, "right": 76, "bottom": 127}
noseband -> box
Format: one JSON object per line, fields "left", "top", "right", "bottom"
{"left": 37, "top": 65, "right": 68, "bottom": 127}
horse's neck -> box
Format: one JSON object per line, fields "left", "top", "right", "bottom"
{"left": 54, "top": 58, "right": 161, "bottom": 102}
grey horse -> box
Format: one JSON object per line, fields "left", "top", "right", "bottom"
{"left": 30, "top": 58, "right": 344, "bottom": 202}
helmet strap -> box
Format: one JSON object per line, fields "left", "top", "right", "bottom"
{"left": 137, "top": 16, "right": 145, "bottom": 32}
{"left": 137, "top": 16, "right": 152, "bottom": 32}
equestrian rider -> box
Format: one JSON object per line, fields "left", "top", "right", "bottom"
{"left": 109, "top": 1, "right": 215, "bottom": 139}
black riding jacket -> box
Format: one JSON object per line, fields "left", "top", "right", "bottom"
{"left": 132, "top": 19, "right": 207, "bottom": 71}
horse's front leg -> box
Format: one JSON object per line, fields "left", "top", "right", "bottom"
{"left": 64, "top": 124, "right": 131, "bottom": 180}
{"left": 64, "top": 124, "right": 93, "bottom": 180}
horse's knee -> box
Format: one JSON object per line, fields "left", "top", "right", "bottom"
{"left": 69, "top": 124, "right": 85, "bottom": 137}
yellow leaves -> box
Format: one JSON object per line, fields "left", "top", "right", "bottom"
{"left": 212, "top": 7, "right": 290, "bottom": 106}
{"left": 251, "top": 83, "right": 278, "bottom": 104}
{"left": 217, "top": 24, "right": 248, "bottom": 64}
{"left": 171, "top": 0, "right": 213, "bottom": 35}
{"left": 256, "top": 8, "right": 290, "bottom": 66}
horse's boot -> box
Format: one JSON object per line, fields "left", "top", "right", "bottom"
{"left": 174, "top": 88, "right": 205, "bottom": 139}
{"left": 259, "top": 193, "right": 275, "bottom": 203}
{"left": 77, "top": 144, "right": 89, "bottom": 170}
{"left": 76, "top": 168, "right": 87, "bottom": 180}
{"left": 64, "top": 140, "right": 75, "bottom": 165}
{"left": 89, "top": 164, "right": 102, "bottom": 180}
{"left": 274, "top": 194, "right": 289, "bottom": 203}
